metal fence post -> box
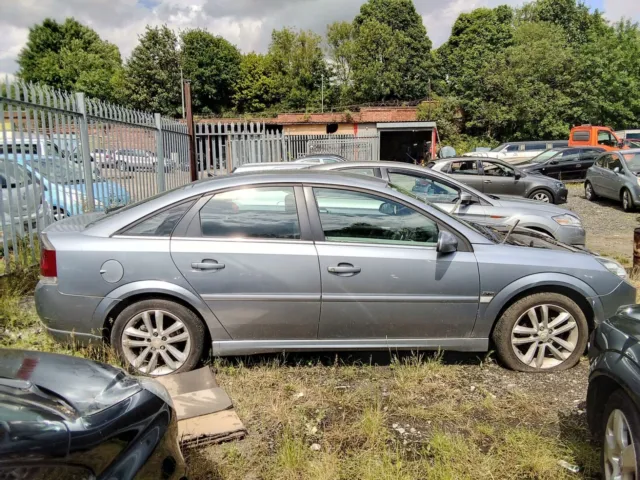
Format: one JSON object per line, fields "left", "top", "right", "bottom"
{"left": 155, "top": 113, "right": 166, "bottom": 193}
{"left": 75, "top": 92, "right": 95, "bottom": 211}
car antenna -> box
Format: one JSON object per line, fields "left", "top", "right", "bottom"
{"left": 501, "top": 219, "right": 521, "bottom": 244}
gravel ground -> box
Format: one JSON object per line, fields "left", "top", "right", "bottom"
{"left": 565, "top": 183, "right": 640, "bottom": 263}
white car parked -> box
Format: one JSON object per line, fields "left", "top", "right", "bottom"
{"left": 464, "top": 141, "right": 568, "bottom": 164}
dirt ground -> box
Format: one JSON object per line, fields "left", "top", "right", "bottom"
{"left": 565, "top": 183, "right": 640, "bottom": 264}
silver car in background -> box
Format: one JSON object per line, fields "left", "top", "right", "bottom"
{"left": 585, "top": 150, "right": 640, "bottom": 212}
{"left": 114, "top": 149, "right": 157, "bottom": 172}
{"left": 310, "top": 161, "right": 585, "bottom": 246}
{"left": 35, "top": 171, "right": 634, "bottom": 377}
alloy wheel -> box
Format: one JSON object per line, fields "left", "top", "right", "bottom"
{"left": 510, "top": 304, "right": 579, "bottom": 369}
{"left": 623, "top": 191, "right": 632, "bottom": 211}
{"left": 604, "top": 409, "right": 637, "bottom": 480}
{"left": 586, "top": 183, "right": 593, "bottom": 200}
{"left": 532, "top": 192, "right": 551, "bottom": 203}
{"left": 121, "top": 309, "right": 191, "bottom": 376}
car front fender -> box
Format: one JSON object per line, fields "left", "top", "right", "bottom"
{"left": 472, "top": 272, "right": 603, "bottom": 338}
{"left": 93, "top": 280, "right": 231, "bottom": 341}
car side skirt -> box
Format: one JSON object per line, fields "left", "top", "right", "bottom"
{"left": 212, "top": 338, "right": 488, "bottom": 356}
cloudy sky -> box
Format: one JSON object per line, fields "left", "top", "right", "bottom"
{"left": 0, "top": 0, "right": 638, "bottom": 78}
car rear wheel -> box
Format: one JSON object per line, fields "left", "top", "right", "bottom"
{"left": 492, "top": 292, "right": 588, "bottom": 372}
{"left": 622, "top": 189, "right": 635, "bottom": 212}
{"left": 528, "top": 189, "right": 553, "bottom": 203}
{"left": 585, "top": 181, "right": 597, "bottom": 201}
{"left": 601, "top": 390, "right": 640, "bottom": 480}
{"left": 111, "top": 299, "right": 205, "bottom": 376}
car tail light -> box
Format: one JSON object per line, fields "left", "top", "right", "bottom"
{"left": 40, "top": 233, "right": 57, "bottom": 278}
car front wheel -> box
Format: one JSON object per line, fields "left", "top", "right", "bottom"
{"left": 528, "top": 189, "right": 553, "bottom": 203}
{"left": 492, "top": 292, "right": 588, "bottom": 372}
{"left": 602, "top": 390, "right": 640, "bottom": 480}
{"left": 111, "top": 299, "right": 205, "bottom": 376}
{"left": 622, "top": 189, "right": 635, "bottom": 212}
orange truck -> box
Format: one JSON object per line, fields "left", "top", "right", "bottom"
{"left": 569, "top": 125, "right": 626, "bottom": 151}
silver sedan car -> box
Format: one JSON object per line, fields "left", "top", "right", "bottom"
{"left": 585, "top": 150, "right": 640, "bottom": 212}
{"left": 310, "top": 161, "right": 585, "bottom": 246}
{"left": 35, "top": 171, "right": 635, "bottom": 376}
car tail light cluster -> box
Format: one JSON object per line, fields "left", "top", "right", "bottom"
{"left": 40, "top": 233, "right": 57, "bottom": 278}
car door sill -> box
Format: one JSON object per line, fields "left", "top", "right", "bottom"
{"left": 212, "top": 338, "right": 488, "bottom": 356}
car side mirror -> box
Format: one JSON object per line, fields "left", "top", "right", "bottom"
{"left": 618, "top": 141, "right": 625, "bottom": 148}
{"left": 436, "top": 231, "right": 458, "bottom": 254}
{"left": 549, "top": 160, "right": 558, "bottom": 165}
{"left": 514, "top": 172, "right": 522, "bottom": 179}
{"left": 614, "top": 166, "right": 621, "bottom": 174}
{"left": 459, "top": 192, "right": 473, "bottom": 205}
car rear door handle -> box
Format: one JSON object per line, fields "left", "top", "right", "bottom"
{"left": 328, "top": 264, "right": 361, "bottom": 276}
{"left": 483, "top": 180, "right": 492, "bottom": 184}
{"left": 192, "top": 260, "right": 225, "bottom": 271}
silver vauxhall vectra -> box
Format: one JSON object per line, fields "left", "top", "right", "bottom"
{"left": 35, "top": 171, "right": 635, "bottom": 376}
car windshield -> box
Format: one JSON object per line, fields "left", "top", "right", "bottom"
{"left": 622, "top": 153, "right": 640, "bottom": 170}
{"left": 388, "top": 182, "right": 495, "bottom": 242}
{"left": 529, "top": 149, "right": 561, "bottom": 163}
{"left": 490, "top": 144, "right": 507, "bottom": 152}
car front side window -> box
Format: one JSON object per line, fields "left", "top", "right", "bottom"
{"left": 313, "top": 187, "right": 439, "bottom": 246}
{"left": 607, "top": 155, "right": 623, "bottom": 172}
{"left": 448, "top": 160, "right": 478, "bottom": 175}
{"left": 199, "top": 186, "right": 300, "bottom": 240}
{"left": 387, "top": 170, "right": 460, "bottom": 204}
{"left": 481, "top": 161, "right": 514, "bottom": 177}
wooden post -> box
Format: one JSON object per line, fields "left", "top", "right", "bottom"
{"left": 634, "top": 227, "right": 640, "bottom": 271}
{"left": 184, "top": 81, "right": 198, "bottom": 182}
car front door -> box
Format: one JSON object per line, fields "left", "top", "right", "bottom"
{"left": 445, "top": 160, "right": 485, "bottom": 191}
{"left": 479, "top": 161, "right": 525, "bottom": 196}
{"left": 308, "top": 186, "right": 480, "bottom": 340}
{"left": 171, "top": 185, "right": 322, "bottom": 340}
{"left": 383, "top": 168, "right": 488, "bottom": 223}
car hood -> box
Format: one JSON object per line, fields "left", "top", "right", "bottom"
{"left": 0, "top": 349, "right": 141, "bottom": 416}
{"left": 490, "top": 195, "right": 577, "bottom": 217}
{"left": 473, "top": 223, "right": 591, "bottom": 253}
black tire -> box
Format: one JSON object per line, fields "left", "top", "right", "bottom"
{"left": 111, "top": 299, "right": 205, "bottom": 376}
{"left": 528, "top": 189, "right": 554, "bottom": 203}
{"left": 585, "top": 181, "right": 597, "bottom": 201}
{"left": 622, "top": 188, "right": 635, "bottom": 212}
{"left": 600, "top": 389, "right": 640, "bottom": 479}
{"left": 492, "top": 292, "right": 588, "bottom": 373}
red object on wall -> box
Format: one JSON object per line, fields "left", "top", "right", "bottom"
{"left": 353, "top": 124, "right": 358, "bottom": 136}
{"left": 431, "top": 128, "right": 437, "bottom": 158}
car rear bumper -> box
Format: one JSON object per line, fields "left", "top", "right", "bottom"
{"left": 35, "top": 281, "right": 105, "bottom": 344}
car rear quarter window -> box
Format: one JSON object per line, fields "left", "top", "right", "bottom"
{"left": 572, "top": 131, "right": 590, "bottom": 142}
{"left": 123, "top": 201, "right": 195, "bottom": 237}
{"left": 313, "top": 187, "right": 439, "bottom": 246}
{"left": 339, "top": 167, "right": 376, "bottom": 177}
{"left": 199, "top": 186, "right": 300, "bottom": 240}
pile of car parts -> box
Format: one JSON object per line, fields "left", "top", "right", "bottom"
{"left": 156, "top": 367, "right": 246, "bottom": 448}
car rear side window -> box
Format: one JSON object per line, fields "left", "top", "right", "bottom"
{"left": 524, "top": 143, "right": 543, "bottom": 151}
{"left": 388, "top": 171, "right": 460, "bottom": 204}
{"left": 572, "top": 131, "right": 590, "bottom": 142}
{"left": 448, "top": 160, "right": 478, "bottom": 175}
{"left": 123, "top": 201, "right": 195, "bottom": 237}
{"left": 313, "top": 187, "right": 439, "bottom": 246}
{"left": 199, "top": 186, "right": 300, "bottom": 240}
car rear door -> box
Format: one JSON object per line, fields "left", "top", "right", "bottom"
{"left": 444, "top": 160, "right": 485, "bottom": 192}
{"left": 308, "top": 186, "right": 480, "bottom": 340}
{"left": 170, "top": 185, "right": 322, "bottom": 340}
{"left": 577, "top": 149, "right": 602, "bottom": 180}
{"left": 597, "top": 154, "right": 621, "bottom": 199}
{"left": 552, "top": 149, "right": 582, "bottom": 181}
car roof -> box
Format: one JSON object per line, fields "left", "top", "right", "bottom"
{"left": 299, "top": 153, "right": 345, "bottom": 159}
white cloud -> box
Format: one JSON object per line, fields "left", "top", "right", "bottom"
{"left": 0, "top": 0, "right": 635, "bottom": 79}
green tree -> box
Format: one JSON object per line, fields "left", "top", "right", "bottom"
{"left": 17, "top": 18, "right": 124, "bottom": 102}
{"left": 267, "top": 28, "right": 329, "bottom": 110}
{"left": 181, "top": 29, "right": 242, "bottom": 115}
{"left": 233, "top": 53, "right": 277, "bottom": 113}
{"left": 326, "top": 21, "right": 356, "bottom": 104}
{"left": 351, "top": 0, "right": 433, "bottom": 101}
{"left": 123, "top": 25, "right": 182, "bottom": 116}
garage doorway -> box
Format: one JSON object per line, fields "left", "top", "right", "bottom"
{"left": 379, "top": 130, "right": 434, "bottom": 164}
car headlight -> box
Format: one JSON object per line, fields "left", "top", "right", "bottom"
{"left": 596, "top": 256, "right": 627, "bottom": 279}
{"left": 137, "top": 376, "right": 174, "bottom": 409}
{"left": 636, "top": 177, "right": 640, "bottom": 187}
{"left": 552, "top": 214, "right": 582, "bottom": 227}
{"left": 554, "top": 181, "right": 564, "bottom": 189}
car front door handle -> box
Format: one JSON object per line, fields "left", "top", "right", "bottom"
{"left": 483, "top": 180, "right": 492, "bottom": 184}
{"left": 328, "top": 264, "right": 361, "bottom": 276}
{"left": 192, "top": 260, "right": 225, "bottom": 271}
